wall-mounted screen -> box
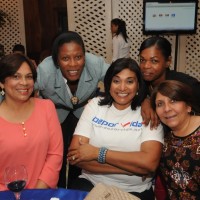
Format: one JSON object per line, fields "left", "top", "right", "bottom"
{"left": 143, "top": 0, "right": 198, "bottom": 34}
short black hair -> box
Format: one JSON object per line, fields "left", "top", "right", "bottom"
{"left": 139, "top": 36, "right": 171, "bottom": 61}
{"left": 12, "top": 44, "right": 25, "bottom": 54}
{"left": 52, "top": 31, "right": 85, "bottom": 67}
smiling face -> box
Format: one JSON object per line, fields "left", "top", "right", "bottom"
{"left": 155, "top": 92, "right": 191, "bottom": 130}
{"left": 110, "top": 68, "right": 139, "bottom": 110}
{"left": 139, "top": 45, "right": 171, "bottom": 86}
{"left": 0, "top": 62, "right": 34, "bottom": 103}
{"left": 57, "top": 42, "right": 85, "bottom": 82}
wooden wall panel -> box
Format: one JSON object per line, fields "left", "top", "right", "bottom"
{"left": 23, "top": 0, "right": 67, "bottom": 63}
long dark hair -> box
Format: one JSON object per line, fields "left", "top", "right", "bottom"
{"left": 111, "top": 18, "right": 129, "bottom": 43}
{"left": 99, "top": 58, "right": 147, "bottom": 110}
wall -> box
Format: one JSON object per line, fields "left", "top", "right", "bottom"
{"left": 67, "top": 0, "right": 112, "bottom": 62}
{"left": 67, "top": 0, "right": 176, "bottom": 64}
{"left": 0, "top": 0, "right": 199, "bottom": 80}
{"left": 67, "top": 0, "right": 200, "bottom": 80}
{"left": 0, "top": 0, "right": 25, "bottom": 54}
{"left": 0, "top": 0, "right": 67, "bottom": 63}
{"left": 23, "top": 0, "right": 67, "bottom": 63}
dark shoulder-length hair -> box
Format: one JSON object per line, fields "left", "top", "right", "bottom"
{"left": 151, "top": 80, "right": 200, "bottom": 115}
{"left": 52, "top": 31, "right": 85, "bottom": 68}
{"left": 99, "top": 58, "right": 147, "bottom": 110}
{"left": 0, "top": 53, "right": 37, "bottom": 83}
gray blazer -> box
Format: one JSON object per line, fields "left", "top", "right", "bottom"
{"left": 35, "top": 53, "right": 109, "bottom": 123}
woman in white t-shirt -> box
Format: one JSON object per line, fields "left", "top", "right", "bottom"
{"left": 67, "top": 58, "right": 164, "bottom": 200}
{"left": 111, "top": 18, "right": 131, "bottom": 62}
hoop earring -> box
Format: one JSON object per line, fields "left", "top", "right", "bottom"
{"left": 0, "top": 88, "right": 5, "bottom": 96}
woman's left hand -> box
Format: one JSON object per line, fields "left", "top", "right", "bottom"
{"left": 141, "top": 98, "right": 160, "bottom": 129}
{"left": 67, "top": 141, "right": 99, "bottom": 165}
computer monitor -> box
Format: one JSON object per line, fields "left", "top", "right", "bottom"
{"left": 143, "top": 0, "right": 198, "bottom": 35}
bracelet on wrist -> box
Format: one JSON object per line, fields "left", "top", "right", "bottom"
{"left": 97, "top": 147, "right": 108, "bottom": 164}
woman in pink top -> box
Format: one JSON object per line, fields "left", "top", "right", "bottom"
{"left": 0, "top": 53, "right": 63, "bottom": 190}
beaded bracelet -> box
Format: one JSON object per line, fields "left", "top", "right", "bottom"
{"left": 97, "top": 147, "right": 108, "bottom": 164}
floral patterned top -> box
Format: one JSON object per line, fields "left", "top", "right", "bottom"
{"left": 160, "top": 126, "right": 200, "bottom": 200}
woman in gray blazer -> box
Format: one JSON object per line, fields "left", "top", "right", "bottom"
{"left": 35, "top": 31, "right": 109, "bottom": 188}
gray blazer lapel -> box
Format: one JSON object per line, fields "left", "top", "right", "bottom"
{"left": 76, "top": 67, "right": 93, "bottom": 100}
{"left": 55, "top": 69, "right": 73, "bottom": 108}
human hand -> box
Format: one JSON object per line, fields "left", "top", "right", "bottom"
{"left": 67, "top": 138, "right": 99, "bottom": 165}
{"left": 141, "top": 98, "right": 160, "bottom": 129}
{"left": 35, "top": 179, "right": 49, "bottom": 189}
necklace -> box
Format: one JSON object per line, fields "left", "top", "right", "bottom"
{"left": 71, "top": 96, "right": 79, "bottom": 105}
{"left": 20, "top": 122, "right": 27, "bottom": 137}
{"left": 67, "top": 80, "right": 79, "bottom": 106}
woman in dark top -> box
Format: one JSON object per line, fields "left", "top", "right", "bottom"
{"left": 139, "top": 36, "right": 200, "bottom": 200}
{"left": 151, "top": 80, "right": 200, "bottom": 200}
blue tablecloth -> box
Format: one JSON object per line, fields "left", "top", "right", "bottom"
{"left": 0, "top": 188, "right": 88, "bottom": 200}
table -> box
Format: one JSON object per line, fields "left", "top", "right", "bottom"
{"left": 0, "top": 188, "right": 88, "bottom": 200}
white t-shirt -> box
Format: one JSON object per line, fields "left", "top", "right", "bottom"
{"left": 74, "top": 97, "right": 164, "bottom": 193}
{"left": 112, "top": 33, "right": 131, "bottom": 62}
